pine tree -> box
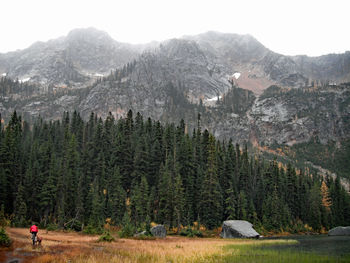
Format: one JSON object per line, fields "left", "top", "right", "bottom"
{"left": 63, "top": 134, "right": 80, "bottom": 219}
{"left": 247, "top": 198, "right": 258, "bottom": 224}
{"left": 236, "top": 191, "right": 247, "bottom": 220}
{"left": 238, "top": 145, "right": 250, "bottom": 193}
{"left": 157, "top": 161, "right": 173, "bottom": 226}
{"left": 199, "top": 135, "right": 222, "bottom": 229}
{"left": 1, "top": 111, "right": 23, "bottom": 214}
{"left": 13, "top": 183, "right": 27, "bottom": 226}
{"left": 89, "top": 179, "right": 104, "bottom": 228}
{"left": 222, "top": 140, "right": 236, "bottom": 219}
{"left": 177, "top": 134, "right": 195, "bottom": 225}
{"left": 286, "top": 163, "right": 298, "bottom": 218}
{"left": 131, "top": 176, "right": 149, "bottom": 225}
{"left": 262, "top": 187, "right": 281, "bottom": 231}
{"left": 119, "top": 112, "right": 135, "bottom": 190}
{"left": 119, "top": 211, "right": 135, "bottom": 237}
{"left": 131, "top": 137, "right": 149, "bottom": 185}
{"left": 39, "top": 153, "right": 58, "bottom": 226}
{"left": 148, "top": 186, "right": 157, "bottom": 222}
{"left": 107, "top": 168, "right": 126, "bottom": 225}
{"left": 308, "top": 183, "right": 322, "bottom": 231}
{"left": 192, "top": 126, "right": 203, "bottom": 223}
{"left": 173, "top": 170, "right": 185, "bottom": 231}
{"left": 225, "top": 183, "right": 237, "bottom": 220}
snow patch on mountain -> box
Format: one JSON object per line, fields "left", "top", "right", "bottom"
{"left": 19, "top": 77, "right": 30, "bottom": 83}
{"left": 232, "top": 72, "right": 241, "bottom": 79}
{"left": 206, "top": 95, "right": 222, "bottom": 102}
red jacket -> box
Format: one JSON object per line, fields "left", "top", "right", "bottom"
{"left": 30, "top": 225, "right": 38, "bottom": 233}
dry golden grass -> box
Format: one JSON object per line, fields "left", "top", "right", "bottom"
{"left": 7, "top": 227, "right": 99, "bottom": 244}
{"left": 4, "top": 227, "right": 294, "bottom": 263}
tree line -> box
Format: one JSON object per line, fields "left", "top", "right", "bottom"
{"left": 0, "top": 76, "right": 39, "bottom": 98}
{"left": 0, "top": 111, "right": 349, "bottom": 232}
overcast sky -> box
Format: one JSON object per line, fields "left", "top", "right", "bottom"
{"left": 0, "top": 0, "right": 349, "bottom": 56}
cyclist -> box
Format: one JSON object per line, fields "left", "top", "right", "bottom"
{"left": 29, "top": 223, "right": 38, "bottom": 245}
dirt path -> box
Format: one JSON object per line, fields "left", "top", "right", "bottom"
{"left": 1, "top": 228, "right": 99, "bottom": 263}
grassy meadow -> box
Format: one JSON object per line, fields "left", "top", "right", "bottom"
{"left": 1, "top": 228, "right": 349, "bottom": 263}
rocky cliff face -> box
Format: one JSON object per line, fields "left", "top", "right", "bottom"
{"left": 186, "top": 32, "right": 350, "bottom": 93}
{"left": 249, "top": 85, "right": 350, "bottom": 145}
{"left": 292, "top": 52, "right": 350, "bottom": 82}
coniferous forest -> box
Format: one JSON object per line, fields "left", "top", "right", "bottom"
{"left": 0, "top": 110, "right": 349, "bottom": 233}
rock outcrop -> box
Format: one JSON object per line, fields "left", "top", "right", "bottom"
{"left": 328, "top": 226, "right": 350, "bottom": 236}
{"left": 220, "top": 220, "right": 260, "bottom": 238}
{"left": 150, "top": 225, "right": 166, "bottom": 238}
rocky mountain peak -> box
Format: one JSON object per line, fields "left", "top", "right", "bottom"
{"left": 159, "top": 39, "right": 206, "bottom": 63}
{"left": 66, "top": 27, "right": 113, "bottom": 43}
{"left": 67, "top": 27, "right": 113, "bottom": 40}
{"left": 195, "top": 31, "right": 264, "bottom": 49}
{"left": 0, "top": 27, "right": 140, "bottom": 87}
{"left": 185, "top": 31, "right": 268, "bottom": 62}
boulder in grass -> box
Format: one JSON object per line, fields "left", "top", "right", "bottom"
{"left": 328, "top": 226, "right": 350, "bottom": 236}
{"left": 134, "top": 231, "right": 147, "bottom": 237}
{"left": 150, "top": 225, "right": 166, "bottom": 238}
{"left": 220, "top": 220, "right": 260, "bottom": 238}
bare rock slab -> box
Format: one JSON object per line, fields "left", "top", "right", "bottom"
{"left": 328, "top": 226, "right": 350, "bottom": 236}
{"left": 220, "top": 220, "right": 260, "bottom": 238}
{"left": 150, "top": 225, "right": 166, "bottom": 238}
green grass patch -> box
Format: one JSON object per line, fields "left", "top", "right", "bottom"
{"left": 212, "top": 239, "right": 350, "bottom": 263}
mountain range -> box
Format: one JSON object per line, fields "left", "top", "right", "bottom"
{"left": 0, "top": 27, "right": 349, "bottom": 182}
{"left": 1, "top": 28, "right": 349, "bottom": 91}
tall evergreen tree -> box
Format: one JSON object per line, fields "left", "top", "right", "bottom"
{"left": 13, "top": 182, "right": 27, "bottom": 226}
{"left": 199, "top": 135, "right": 222, "bottom": 229}
{"left": 157, "top": 161, "right": 173, "bottom": 226}
{"left": 107, "top": 168, "right": 126, "bottom": 225}
{"left": 173, "top": 170, "right": 185, "bottom": 231}
{"left": 308, "top": 183, "right": 322, "bottom": 230}
{"left": 1, "top": 111, "right": 23, "bottom": 213}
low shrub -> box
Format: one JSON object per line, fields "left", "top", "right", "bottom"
{"left": 65, "top": 220, "right": 82, "bottom": 232}
{"left": 0, "top": 227, "right": 12, "bottom": 247}
{"left": 119, "top": 223, "right": 135, "bottom": 238}
{"left": 98, "top": 231, "right": 115, "bottom": 242}
{"left": 180, "top": 227, "right": 203, "bottom": 237}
